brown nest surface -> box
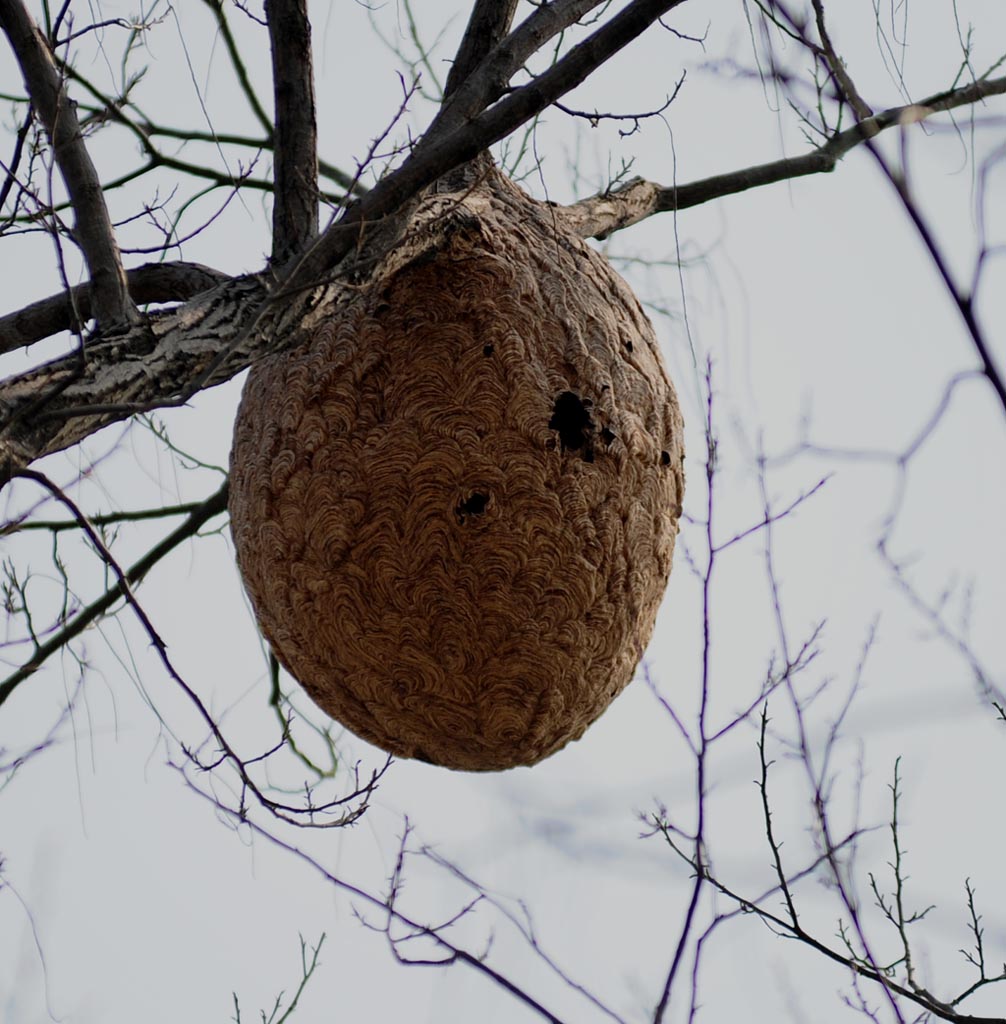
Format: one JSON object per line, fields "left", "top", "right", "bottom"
{"left": 229, "top": 168, "right": 685, "bottom": 771}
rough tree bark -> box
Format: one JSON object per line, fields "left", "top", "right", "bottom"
{"left": 1, "top": 0, "right": 1003, "bottom": 480}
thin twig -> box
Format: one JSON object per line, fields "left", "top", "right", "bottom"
{"left": 0, "top": 479, "right": 230, "bottom": 703}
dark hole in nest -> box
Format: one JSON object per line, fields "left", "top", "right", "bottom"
{"left": 457, "top": 492, "right": 489, "bottom": 522}
{"left": 482, "top": 344, "right": 494, "bottom": 356}
{"left": 549, "top": 391, "right": 594, "bottom": 454}
{"left": 625, "top": 340, "right": 633, "bottom": 353}
{"left": 660, "top": 450, "right": 671, "bottom": 466}
{"left": 601, "top": 427, "right": 616, "bottom": 445}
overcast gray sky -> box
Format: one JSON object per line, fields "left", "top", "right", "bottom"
{"left": 1, "top": 2, "right": 1004, "bottom": 1021}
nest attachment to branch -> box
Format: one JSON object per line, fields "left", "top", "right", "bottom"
{"left": 229, "top": 167, "right": 685, "bottom": 771}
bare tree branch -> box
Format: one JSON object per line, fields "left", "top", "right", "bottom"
{"left": 1, "top": 5, "right": 1005, "bottom": 1016}
{"left": 0, "top": 271, "right": 270, "bottom": 483}
{"left": 199, "top": 0, "right": 273, "bottom": 136}
{"left": 869, "top": 146, "right": 1006, "bottom": 418}
{"left": 0, "top": 260, "right": 230, "bottom": 353}
{"left": 428, "top": 0, "right": 607, "bottom": 139}
{"left": 792, "top": 7, "right": 1006, "bottom": 419}
{"left": 1, "top": 1, "right": 1003, "bottom": 490}
{"left": 297, "top": 0, "right": 690, "bottom": 282}
{"left": 810, "top": 0, "right": 873, "bottom": 119}
{"left": 5, "top": 468, "right": 387, "bottom": 829}
{"left": 42, "top": 61, "right": 361, "bottom": 199}
{"left": 0, "top": 479, "right": 229, "bottom": 705}
{"left": 442, "top": 0, "right": 521, "bottom": 101}
{"left": 561, "top": 73, "right": 1006, "bottom": 238}
{"left": 205, "top": 806, "right": 572, "bottom": 1024}
{"left": 265, "top": 0, "right": 318, "bottom": 260}
{"left": 698, "top": 859, "right": 1006, "bottom": 1023}
{"left": 126, "top": 118, "right": 359, "bottom": 192}
{"left": 0, "top": 0, "right": 136, "bottom": 330}
{"left": 0, "top": 0, "right": 689, "bottom": 482}
{"left": 2, "top": 494, "right": 223, "bottom": 533}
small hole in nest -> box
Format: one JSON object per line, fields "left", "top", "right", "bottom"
{"left": 482, "top": 344, "right": 494, "bottom": 356}
{"left": 549, "top": 391, "right": 594, "bottom": 454}
{"left": 601, "top": 427, "right": 616, "bottom": 445}
{"left": 660, "top": 450, "right": 671, "bottom": 466}
{"left": 456, "top": 491, "right": 489, "bottom": 522}
{"left": 625, "top": 340, "right": 634, "bottom": 353}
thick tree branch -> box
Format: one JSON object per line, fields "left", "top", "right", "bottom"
{"left": 442, "top": 0, "right": 521, "bottom": 101}
{"left": 0, "top": 271, "right": 270, "bottom": 483}
{"left": 0, "top": 0, "right": 689, "bottom": 482}
{"left": 0, "top": 0, "right": 136, "bottom": 330}
{"left": 297, "top": 0, "right": 688, "bottom": 283}
{"left": 2, "top": 2, "right": 1003, "bottom": 485}
{"left": 0, "top": 261, "right": 231, "bottom": 353}
{"left": 1, "top": 0, "right": 970, "bottom": 483}
{"left": 430, "top": 0, "right": 521, "bottom": 192}
{"left": 426, "top": 0, "right": 607, "bottom": 140}
{"left": 561, "top": 73, "right": 1006, "bottom": 239}
{"left": 265, "top": 0, "right": 318, "bottom": 261}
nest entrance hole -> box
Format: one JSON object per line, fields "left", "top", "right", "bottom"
{"left": 549, "top": 391, "right": 595, "bottom": 461}
{"left": 456, "top": 491, "right": 490, "bottom": 523}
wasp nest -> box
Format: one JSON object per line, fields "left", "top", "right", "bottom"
{"left": 229, "top": 168, "right": 684, "bottom": 771}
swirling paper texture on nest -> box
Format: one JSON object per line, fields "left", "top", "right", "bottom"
{"left": 230, "top": 170, "right": 685, "bottom": 771}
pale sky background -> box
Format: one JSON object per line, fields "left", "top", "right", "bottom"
{"left": 1, "top": 2, "right": 1005, "bottom": 1022}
